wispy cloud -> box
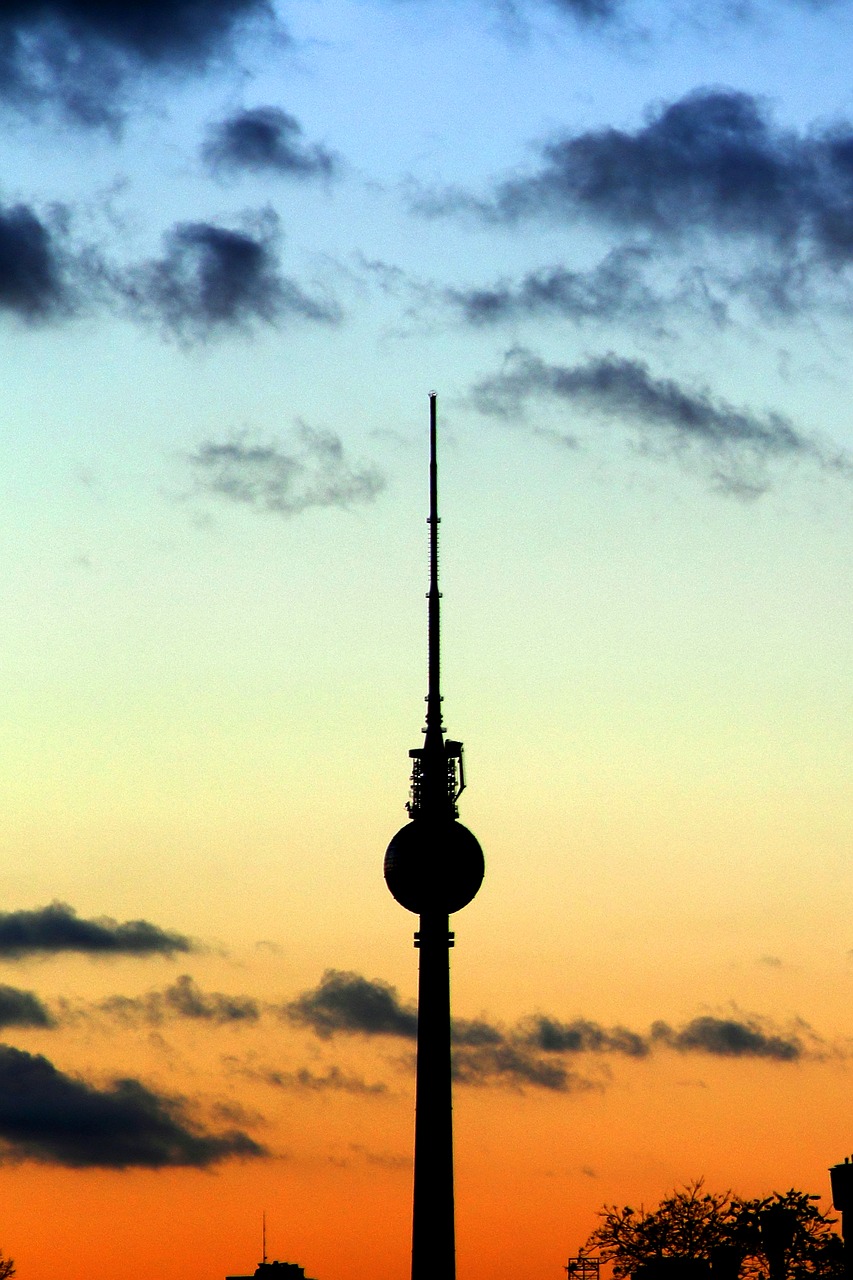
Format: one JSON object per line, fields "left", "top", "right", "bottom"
{"left": 447, "top": 246, "right": 662, "bottom": 326}
{"left": 233, "top": 1059, "right": 387, "bottom": 1095}
{"left": 0, "top": 903, "right": 192, "bottom": 960}
{"left": 0, "top": 1043, "right": 265, "bottom": 1168}
{"left": 471, "top": 348, "right": 846, "bottom": 495}
{"left": 96, "top": 975, "right": 260, "bottom": 1026}
{"left": 188, "top": 426, "right": 385, "bottom": 517}
{"left": 203, "top": 107, "right": 338, "bottom": 179}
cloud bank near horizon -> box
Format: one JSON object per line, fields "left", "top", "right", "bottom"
{"left": 2, "top": 968, "right": 821, "bottom": 1098}
{"left": 283, "top": 971, "right": 817, "bottom": 1091}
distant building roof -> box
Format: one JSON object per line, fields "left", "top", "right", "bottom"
{"left": 226, "top": 1261, "right": 316, "bottom": 1280}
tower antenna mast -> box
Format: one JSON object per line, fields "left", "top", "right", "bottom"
{"left": 426, "top": 391, "right": 443, "bottom": 744}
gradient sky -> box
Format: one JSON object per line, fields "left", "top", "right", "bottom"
{"left": 0, "top": 0, "right": 852, "bottom": 1277}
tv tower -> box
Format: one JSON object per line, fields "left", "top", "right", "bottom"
{"left": 384, "top": 393, "right": 485, "bottom": 1280}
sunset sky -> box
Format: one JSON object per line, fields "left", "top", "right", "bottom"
{"left": 0, "top": 0, "right": 852, "bottom": 1277}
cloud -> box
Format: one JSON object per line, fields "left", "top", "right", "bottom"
{"left": 98, "top": 975, "right": 260, "bottom": 1026}
{"left": 0, "top": 986, "right": 54, "bottom": 1029}
{"left": 547, "top": 0, "right": 622, "bottom": 19}
{"left": 0, "top": 203, "right": 73, "bottom": 320}
{"left": 203, "top": 107, "right": 338, "bottom": 179}
{"left": 539, "top": 87, "right": 853, "bottom": 270}
{"left": 447, "top": 247, "right": 661, "bottom": 325}
{"left": 286, "top": 971, "right": 821, "bottom": 1090}
{"left": 286, "top": 971, "right": 418, "bottom": 1039}
{"left": 471, "top": 348, "right": 843, "bottom": 495}
{"left": 123, "top": 211, "right": 338, "bottom": 341}
{"left": 0, "top": 0, "right": 275, "bottom": 128}
{"left": 452, "top": 1042, "right": 596, "bottom": 1092}
{"left": 651, "top": 1015, "right": 805, "bottom": 1061}
{"left": 0, "top": 204, "right": 337, "bottom": 341}
{"left": 0, "top": 903, "right": 192, "bottom": 960}
{"left": 239, "top": 1063, "right": 387, "bottom": 1095}
{"left": 0, "top": 1043, "right": 265, "bottom": 1168}
{"left": 518, "top": 1014, "right": 649, "bottom": 1057}
{"left": 188, "top": 425, "right": 385, "bottom": 517}
{"left": 423, "top": 89, "right": 853, "bottom": 311}
{"left": 451, "top": 1017, "right": 504, "bottom": 1047}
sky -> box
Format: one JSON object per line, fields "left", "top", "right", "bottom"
{"left": 0, "top": 0, "right": 853, "bottom": 1277}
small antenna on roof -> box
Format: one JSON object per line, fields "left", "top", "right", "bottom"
{"left": 262, "top": 1212, "right": 267, "bottom": 1265}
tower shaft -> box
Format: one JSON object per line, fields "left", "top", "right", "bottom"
{"left": 412, "top": 911, "right": 455, "bottom": 1280}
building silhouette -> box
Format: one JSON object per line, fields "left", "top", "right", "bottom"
{"left": 384, "top": 393, "right": 485, "bottom": 1280}
{"left": 227, "top": 1266, "right": 315, "bottom": 1280}
{"left": 227, "top": 1218, "right": 316, "bottom": 1280}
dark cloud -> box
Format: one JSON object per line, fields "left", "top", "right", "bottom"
{"left": 518, "top": 1014, "right": 649, "bottom": 1057}
{"left": 0, "top": 203, "right": 71, "bottom": 320}
{"left": 0, "top": 986, "right": 53, "bottom": 1029}
{"left": 651, "top": 1016, "right": 804, "bottom": 1061}
{"left": 447, "top": 247, "right": 661, "bottom": 325}
{"left": 0, "top": 1043, "right": 265, "bottom": 1167}
{"left": 547, "top": 0, "right": 622, "bottom": 19}
{"left": 123, "top": 212, "right": 338, "bottom": 341}
{"left": 0, "top": 205, "right": 337, "bottom": 341}
{"left": 452, "top": 1042, "right": 593, "bottom": 1092}
{"left": 0, "top": 0, "right": 275, "bottom": 128}
{"left": 471, "top": 348, "right": 843, "bottom": 495}
{"left": 286, "top": 970, "right": 418, "bottom": 1039}
{"left": 451, "top": 1017, "right": 504, "bottom": 1047}
{"left": 0, "top": 902, "right": 192, "bottom": 960}
{"left": 98, "top": 975, "right": 260, "bottom": 1026}
{"left": 473, "top": 90, "right": 853, "bottom": 271}
{"left": 203, "top": 107, "right": 337, "bottom": 179}
{"left": 188, "top": 425, "right": 385, "bottom": 517}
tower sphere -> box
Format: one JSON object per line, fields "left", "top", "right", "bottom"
{"left": 384, "top": 818, "right": 485, "bottom": 915}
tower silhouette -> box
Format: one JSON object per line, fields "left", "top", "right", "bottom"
{"left": 384, "top": 393, "right": 485, "bottom": 1280}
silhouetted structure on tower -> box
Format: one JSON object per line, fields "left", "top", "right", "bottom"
{"left": 384, "top": 393, "right": 485, "bottom": 1280}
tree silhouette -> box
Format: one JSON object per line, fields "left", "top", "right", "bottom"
{"left": 584, "top": 1183, "right": 844, "bottom": 1280}
{"left": 0, "top": 1252, "right": 13, "bottom": 1279}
